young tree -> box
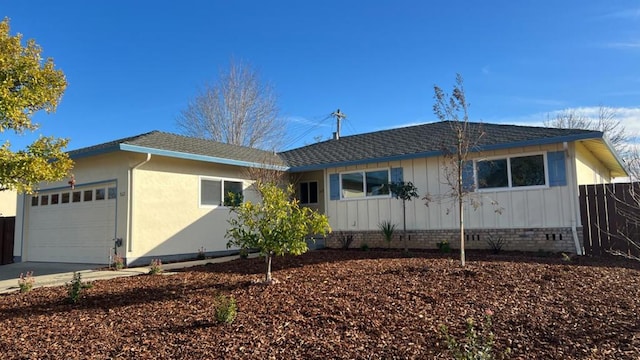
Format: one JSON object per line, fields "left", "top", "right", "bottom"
{"left": 226, "top": 182, "right": 331, "bottom": 283}
{"left": 176, "top": 59, "right": 285, "bottom": 150}
{"left": 0, "top": 18, "right": 72, "bottom": 193}
{"left": 428, "top": 74, "right": 486, "bottom": 267}
{"left": 389, "top": 181, "right": 419, "bottom": 252}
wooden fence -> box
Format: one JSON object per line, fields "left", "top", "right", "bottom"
{"left": 0, "top": 217, "right": 15, "bottom": 265}
{"left": 579, "top": 183, "right": 640, "bottom": 257}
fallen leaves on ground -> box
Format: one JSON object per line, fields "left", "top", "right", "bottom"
{"left": 0, "top": 249, "right": 639, "bottom": 359}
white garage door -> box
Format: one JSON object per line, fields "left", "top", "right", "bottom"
{"left": 27, "top": 183, "right": 117, "bottom": 264}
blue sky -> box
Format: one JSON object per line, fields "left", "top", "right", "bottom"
{"left": 4, "top": 1, "right": 640, "bottom": 151}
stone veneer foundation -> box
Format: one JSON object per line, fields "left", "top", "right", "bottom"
{"left": 327, "top": 227, "right": 584, "bottom": 254}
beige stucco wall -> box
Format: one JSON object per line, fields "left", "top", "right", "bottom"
{"left": 0, "top": 190, "right": 17, "bottom": 217}
{"left": 574, "top": 141, "right": 612, "bottom": 185}
{"left": 15, "top": 152, "right": 129, "bottom": 261}
{"left": 324, "top": 143, "right": 579, "bottom": 232}
{"left": 127, "top": 155, "right": 258, "bottom": 264}
{"left": 292, "top": 170, "right": 325, "bottom": 213}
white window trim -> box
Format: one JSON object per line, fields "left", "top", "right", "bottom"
{"left": 199, "top": 176, "right": 246, "bottom": 208}
{"left": 339, "top": 168, "right": 391, "bottom": 200}
{"left": 474, "top": 152, "right": 549, "bottom": 192}
{"left": 299, "top": 181, "right": 319, "bottom": 205}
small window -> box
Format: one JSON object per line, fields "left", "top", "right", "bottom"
{"left": 72, "top": 191, "right": 81, "bottom": 203}
{"left": 340, "top": 169, "right": 390, "bottom": 199}
{"left": 51, "top": 194, "right": 59, "bottom": 205}
{"left": 83, "top": 190, "right": 93, "bottom": 202}
{"left": 95, "top": 188, "right": 105, "bottom": 200}
{"left": 31, "top": 196, "right": 38, "bottom": 206}
{"left": 108, "top": 187, "right": 117, "bottom": 199}
{"left": 300, "top": 181, "right": 318, "bottom": 204}
{"left": 40, "top": 195, "right": 49, "bottom": 206}
{"left": 61, "top": 192, "right": 70, "bottom": 203}
{"left": 200, "top": 178, "right": 244, "bottom": 207}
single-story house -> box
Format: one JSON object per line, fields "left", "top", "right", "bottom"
{"left": 13, "top": 121, "right": 627, "bottom": 265}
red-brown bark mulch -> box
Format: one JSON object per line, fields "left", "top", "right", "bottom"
{"left": 1, "top": 249, "right": 639, "bottom": 359}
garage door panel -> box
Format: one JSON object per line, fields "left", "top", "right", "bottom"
{"left": 27, "top": 184, "right": 116, "bottom": 264}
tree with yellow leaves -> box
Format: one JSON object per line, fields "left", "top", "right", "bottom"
{"left": 0, "top": 18, "right": 72, "bottom": 193}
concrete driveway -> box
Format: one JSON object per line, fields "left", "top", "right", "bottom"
{"left": 0, "top": 262, "right": 100, "bottom": 282}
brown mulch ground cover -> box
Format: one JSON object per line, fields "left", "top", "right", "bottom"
{"left": 1, "top": 249, "right": 639, "bottom": 359}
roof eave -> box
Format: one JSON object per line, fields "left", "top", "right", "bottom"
{"left": 120, "top": 144, "right": 289, "bottom": 170}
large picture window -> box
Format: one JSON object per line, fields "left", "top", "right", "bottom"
{"left": 200, "top": 177, "right": 244, "bottom": 207}
{"left": 340, "top": 169, "right": 390, "bottom": 199}
{"left": 476, "top": 154, "right": 546, "bottom": 190}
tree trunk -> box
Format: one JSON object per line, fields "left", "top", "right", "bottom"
{"left": 402, "top": 200, "right": 408, "bottom": 252}
{"left": 265, "top": 253, "right": 272, "bottom": 282}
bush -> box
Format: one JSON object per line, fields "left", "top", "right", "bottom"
{"left": 68, "top": 272, "right": 93, "bottom": 303}
{"left": 18, "top": 271, "right": 34, "bottom": 293}
{"left": 360, "top": 243, "right": 369, "bottom": 251}
{"left": 440, "top": 310, "right": 508, "bottom": 360}
{"left": 215, "top": 295, "right": 237, "bottom": 324}
{"left": 437, "top": 240, "right": 451, "bottom": 253}
{"left": 197, "top": 247, "right": 206, "bottom": 260}
{"left": 378, "top": 220, "right": 397, "bottom": 248}
{"left": 148, "top": 259, "right": 163, "bottom": 275}
{"left": 486, "top": 235, "right": 507, "bottom": 254}
{"left": 112, "top": 253, "right": 124, "bottom": 270}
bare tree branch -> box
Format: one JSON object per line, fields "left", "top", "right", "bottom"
{"left": 177, "top": 59, "right": 285, "bottom": 151}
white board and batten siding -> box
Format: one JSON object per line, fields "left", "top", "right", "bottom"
{"left": 325, "top": 144, "right": 575, "bottom": 232}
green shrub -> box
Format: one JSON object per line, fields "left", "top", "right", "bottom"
{"left": 18, "top": 271, "right": 34, "bottom": 293}
{"left": 360, "top": 243, "right": 369, "bottom": 251}
{"left": 112, "top": 253, "right": 124, "bottom": 270}
{"left": 437, "top": 240, "right": 451, "bottom": 253}
{"left": 215, "top": 295, "right": 237, "bottom": 324}
{"left": 68, "top": 272, "right": 92, "bottom": 303}
{"left": 440, "top": 310, "right": 508, "bottom": 360}
{"left": 148, "top": 259, "right": 163, "bottom": 275}
{"left": 378, "top": 220, "right": 397, "bottom": 248}
{"left": 238, "top": 247, "right": 249, "bottom": 259}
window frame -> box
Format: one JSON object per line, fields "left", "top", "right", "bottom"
{"left": 339, "top": 168, "right": 391, "bottom": 200}
{"left": 199, "top": 176, "right": 246, "bottom": 208}
{"left": 299, "top": 181, "right": 319, "bottom": 205}
{"left": 474, "top": 152, "right": 549, "bottom": 192}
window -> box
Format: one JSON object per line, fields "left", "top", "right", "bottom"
{"left": 72, "top": 191, "right": 81, "bottom": 202}
{"left": 108, "top": 187, "right": 117, "bottom": 199}
{"left": 96, "top": 188, "right": 105, "bottom": 200}
{"left": 476, "top": 154, "right": 546, "bottom": 190}
{"left": 61, "top": 192, "right": 70, "bottom": 203}
{"left": 300, "top": 181, "right": 318, "bottom": 204}
{"left": 83, "top": 190, "right": 93, "bottom": 201}
{"left": 340, "top": 169, "right": 390, "bottom": 199}
{"left": 40, "top": 195, "right": 49, "bottom": 206}
{"left": 200, "top": 178, "right": 244, "bottom": 207}
{"left": 51, "top": 194, "right": 59, "bottom": 205}
{"left": 31, "top": 196, "right": 38, "bottom": 206}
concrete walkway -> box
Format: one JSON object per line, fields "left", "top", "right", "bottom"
{"left": 0, "top": 254, "right": 254, "bottom": 294}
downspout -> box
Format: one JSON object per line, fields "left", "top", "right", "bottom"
{"left": 565, "top": 142, "right": 583, "bottom": 255}
{"left": 127, "top": 153, "right": 151, "bottom": 253}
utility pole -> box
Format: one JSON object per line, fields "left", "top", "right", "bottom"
{"left": 331, "top": 109, "right": 346, "bottom": 139}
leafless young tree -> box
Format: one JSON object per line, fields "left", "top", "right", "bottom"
{"left": 544, "top": 106, "right": 630, "bottom": 156}
{"left": 177, "top": 59, "right": 285, "bottom": 150}
{"left": 424, "top": 74, "right": 489, "bottom": 267}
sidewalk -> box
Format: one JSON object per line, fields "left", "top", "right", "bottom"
{"left": 0, "top": 254, "right": 254, "bottom": 295}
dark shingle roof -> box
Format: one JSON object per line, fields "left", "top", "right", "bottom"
{"left": 279, "top": 121, "right": 601, "bottom": 170}
{"left": 69, "top": 131, "right": 285, "bottom": 167}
